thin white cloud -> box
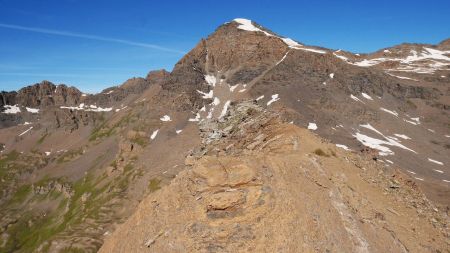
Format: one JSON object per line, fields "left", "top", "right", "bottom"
{"left": 0, "top": 23, "right": 186, "bottom": 54}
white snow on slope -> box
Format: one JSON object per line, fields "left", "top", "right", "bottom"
{"left": 308, "top": 123, "right": 318, "bottom": 130}
{"left": 233, "top": 18, "right": 272, "bottom": 36}
{"left": 205, "top": 75, "right": 217, "bottom": 87}
{"left": 229, "top": 84, "right": 240, "bottom": 92}
{"left": 380, "top": 108, "right": 399, "bottom": 117}
{"left": 329, "top": 73, "right": 334, "bottom": 79}
{"left": 212, "top": 97, "right": 221, "bottom": 106}
{"left": 297, "top": 47, "right": 327, "bottom": 54}
{"left": 256, "top": 95, "right": 264, "bottom": 101}
{"left": 360, "top": 123, "right": 384, "bottom": 136}
{"left": 267, "top": 94, "right": 280, "bottom": 106}
{"left": 387, "top": 73, "right": 418, "bottom": 81}
{"left": 336, "top": 144, "right": 351, "bottom": 151}
{"left": 282, "top": 38, "right": 302, "bottom": 48}
{"left": 393, "top": 134, "right": 411, "bottom": 140}
{"left": 353, "top": 132, "right": 394, "bottom": 156}
{"left": 276, "top": 51, "right": 289, "bottom": 65}
{"left": 26, "top": 107, "right": 39, "bottom": 113}
{"left": 45, "top": 151, "right": 51, "bottom": 156}
{"left": 160, "top": 115, "right": 171, "bottom": 122}
{"left": 220, "top": 101, "right": 231, "bottom": 119}
{"left": 233, "top": 18, "right": 328, "bottom": 55}
{"left": 333, "top": 52, "right": 349, "bottom": 62}
{"left": 115, "top": 106, "right": 128, "bottom": 112}
{"left": 354, "top": 124, "right": 417, "bottom": 156}
{"left": 410, "top": 117, "right": 420, "bottom": 124}
{"left": 197, "top": 89, "right": 214, "bottom": 99}
{"left": 188, "top": 113, "right": 201, "bottom": 122}
{"left": 3, "top": 105, "right": 21, "bottom": 114}
{"left": 350, "top": 94, "right": 364, "bottom": 103}
{"left": 176, "top": 129, "right": 183, "bottom": 134}
{"left": 361, "top": 93, "right": 373, "bottom": 100}
{"left": 428, "top": 158, "right": 443, "bottom": 165}
{"left": 352, "top": 48, "right": 450, "bottom": 73}
{"left": 60, "top": 104, "right": 112, "bottom": 112}
{"left": 18, "top": 126, "right": 33, "bottom": 137}
{"left": 88, "top": 107, "right": 113, "bottom": 112}
{"left": 150, "top": 129, "right": 159, "bottom": 140}
{"left": 433, "top": 169, "right": 444, "bottom": 174}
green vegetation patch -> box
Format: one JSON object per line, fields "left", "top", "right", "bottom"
{"left": 148, "top": 178, "right": 161, "bottom": 192}
{"left": 56, "top": 148, "right": 84, "bottom": 164}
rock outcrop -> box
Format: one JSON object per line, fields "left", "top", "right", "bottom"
{"left": 100, "top": 102, "right": 449, "bottom": 252}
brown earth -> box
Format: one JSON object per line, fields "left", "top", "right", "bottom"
{"left": 100, "top": 102, "right": 449, "bottom": 253}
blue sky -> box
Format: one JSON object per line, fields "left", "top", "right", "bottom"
{"left": 1, "top": 0, "right": 449, "bottom": 93}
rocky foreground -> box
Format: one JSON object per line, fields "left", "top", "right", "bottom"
{"left": 100, "top": 102, "right": 448, "bottom": 252}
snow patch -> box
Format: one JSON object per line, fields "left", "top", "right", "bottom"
{"left": 176, "top": 130, "right": 183, "bottom": 134}
{"left": 150, "top": 129, "right": 159, "bottom": 140}
{"left": 354, "top": 124, "right": 417, "bottom": 156}
{"left": 160, "top": 115, "right": 171, "bottom": 122}
{"left": 276, "top": 51, "right": 289, "bottom": 65}
{"left": 256, "top": 95, "right": 264, "bottom": 101}
{"left": 296, "top": 47, "right": 327, "bottom": 54}
{"left": 281, "top": 38, "right": 302, "bottom": 48}
{"left": 393, "top": 134, "right": 411, "bottom": 140}
{"left": 333, "top": 52, "right": 349, "bottom": 62}
{"left": 361, "top": 93, "right": 373, "bottom": 100}
{"left": 428, "top": 158, "right": 443, "bottom": 165}
{"left": 26, "top": 107, "right": 39, "bottom": 113}
{"left": 329, "top": 73, "right": 334, "bottom": 79}
{"left": 3, "top": 105, "right": 21, "bottom": 114}
{"left": 205, "top": 75, "right": 217, "bottom": 87}
{"left": 220, "top": 101, "right": 231, "bottom": 119}
{"left": 308, "top": 123, "right": 318, "bottom": 130}
{"left": 380, "top": 108, "right": 399, "bottom": 117}
{"left": 350, "top": 94, "right": 364, "bottom": 103}
{"left": 229, "top": 84, "right": 239, "bottom": 92}
{"left": 212, "top": 97, "right": 221, "bottom": 106}
{"left": 233, "top": 18, "right": 272, "bottom": 36}
{"left": 188, "top": 113, "right": 201, "bottom": 122}
{"left": 433, "top": 169, "right": 444, "bottom": 174}
{"left": 336, "top": 144, "right": 351, "bottom": 151}
{"left": 18, "top": 126, "right": 33, "bottom": 137}
{"left": 267, "top": 94, "right": 280, "bottom": 106}
{"left": 387, "top": 73, "right": 418, "bottom": 81}
{"left": 197, "top": 89, "right": 214, "bottom": 99}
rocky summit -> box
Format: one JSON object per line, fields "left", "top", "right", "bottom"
{"left": 0, "top": 19, "right": 449, "bottom": 252}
